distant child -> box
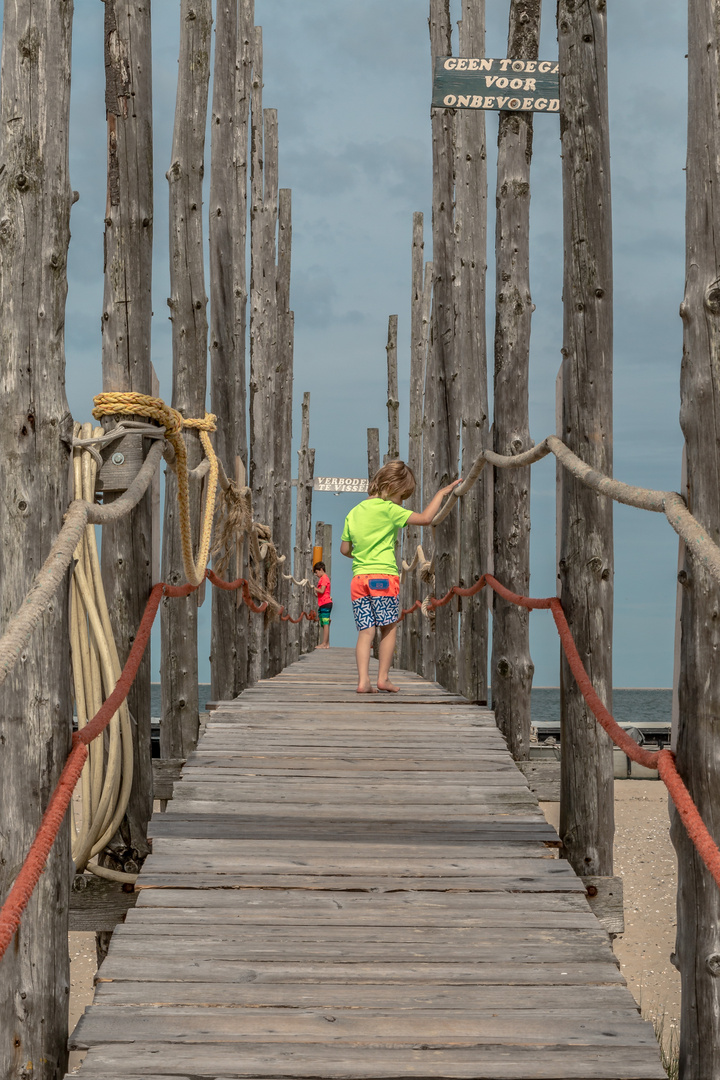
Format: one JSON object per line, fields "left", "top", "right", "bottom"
{"left": 340, "top": 460, "right": 461, "bottom": 694}
{"left": 313, "top": 561, "right": 332, "bottom": 649}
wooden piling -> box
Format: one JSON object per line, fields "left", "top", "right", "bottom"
{"left": 385, "top": 315, "right": 400, "bottom": 462}
{"left": 0, "top": 1, "right": 74, "bottom": 1073}
{"left": 273, "top": 188, "right": 295, "bottom": 673}
{"left": 367, "top": 427, "right": 380, "bottom": 481}
{"left": 421, "top": 301, "right": 438, "bottom": 682}
{"left": 671, "top": 0, "right": 720, "bottom": 1069}
{"left": 400, "top": 217, "right": 428, "bottom": 675}
{"left": 100, "top": 0, "right": 155, "bottom": 863}
{"left": 456, "top": 0, "right": 489, "bottom": 706}
{"left": 210, "top": 0, "right": 249, "bottom": 702}
{"left": 293, "top": 394, "right": 315, "bottom": 655}
{"left": 160, "top": 0, "right": 212, "bottom": 760}
{"left": 429, "top": 0, "right": 459, "bottom": 693}
{"left": 557, "top": 0, "right": 614, "bottom": 878}
{"left": 491, "top": 0, "right": 540, "bottom": 754}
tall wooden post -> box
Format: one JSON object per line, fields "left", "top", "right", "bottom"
{"left": 429, "top": 0, "right": 459, "bottom": 693}
{"left": 274, "top": 188, "right": 294, "bottom": 671}
{"left": 210, "top": 0, "right": 249, "bottom": 701}
{"left": 249, "top": 26, "right": 280, "bottom": 681}
{"left": 367, "top": 427, "right": 380, "bottom": 481}
{"left": 294, "top": 394, "right": 315, "bottom": 655}
{"left": 100, "top": 0, "right": 155, "bottom": 867}
{"left": 401, "top": 217, "right": 427, "bottom": 674}
{"left": 456, "top": 0, "right": 489, "bottom": 706}
{"left": 0, "top": 1, "right": 74, "bottom": 1074}
{"left": 491, "top": 0, "right": 539, "bottom": 754}
{"left": 385, "top": 315, "right": 400, "bottom": 462}
{"left": 160, "top": 0, "right": 212, "bottom": 759}
{"left": 671, "top": 1, "right": 720, "bottom": 1071}
{"left": 557, "top": 0, "right": 614, "bottom": 878}
{"left": 421, "top": 304, "right": 438, "bottom": 682}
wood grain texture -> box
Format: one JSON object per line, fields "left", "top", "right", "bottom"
{"left": 160, "top": 0, "right": 212, "bottom": 758}
{"left": 456, "top": 0, "right": 489, "bottom": 707}
{"left": 210, "top": 0, "right": 249, "bottom": 701}
{"left": 0, "top": 2, "right": 74, "bottom": 1073}
{"left": 100, "top": 0, "right": 155, "bottom": 861}
{"left": 491, "top": 0, "right": 540, "bottom": 759}
{"left": 556, "top": 0, "right": 615, "bottom": 878}
{"left": 672, "top": 0, "right": 720, "bottom": 1071}
{"left": 67, "top": 650, "right": 661, "bottom": 1079}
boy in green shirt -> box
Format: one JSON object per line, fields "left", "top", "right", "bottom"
{"left": 340, "top": 460, "right": 461, "bottom": 693}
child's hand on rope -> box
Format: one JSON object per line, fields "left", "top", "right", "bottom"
{"left": 439, "top": 478, "right": 463, "bottom": 497}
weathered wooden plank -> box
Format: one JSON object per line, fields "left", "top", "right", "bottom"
{"left": 69, "top": 650, "right": 661, "bottom": 1080}
{"left": 135, "top": 873, "right": 584, "bottom": 892}
{"left": 70, "top": 1042, "right": 666, "bottom": 1078}
{"left": 133, "top": 888, "right": 588, "bottom": 914}
{"left": 69, "top": 877, "right": 138, "bottom": 933}
{"left": 71, "top": 1005, "right": 656, "bottom": 1048}
{"left": 92, "top": 981, "right": 639, "bottom": 1010}
{"left": 96, "top": 958, "right": 624, "bottom": 987}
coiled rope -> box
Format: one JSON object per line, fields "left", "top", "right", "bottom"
{"left": 92, "top": 391, "right": 218, "bottom": 587}
{"left": 70, "top": 423, "right": 135, "bottom": 883}
{"left": 0, "top": 567, "right": 317, "bottom": 961}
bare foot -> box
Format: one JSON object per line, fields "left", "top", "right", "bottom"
{"left": 377, "top": 680, "right": 400, "bottom": 693}
{"left": 356, "top": 685, "right": 378, "bottom": 694}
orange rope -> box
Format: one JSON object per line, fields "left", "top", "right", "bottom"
{"left": 400, "top": 572, "right": 720, "bottom": 889}
{"left": 0, "top": 572, "right": 315, "bottom": 961}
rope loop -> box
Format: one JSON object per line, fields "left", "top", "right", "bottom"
{"left": 92, "top": 392, "right": 218, "bottom": 586}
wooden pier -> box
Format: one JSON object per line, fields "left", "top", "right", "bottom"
{"left": 68, "top": 649, "right": 663, "bottom": 1079}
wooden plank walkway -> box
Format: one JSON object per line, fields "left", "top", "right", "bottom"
{"left": 69, "top": 649, "right": 664, "bottom": 1079}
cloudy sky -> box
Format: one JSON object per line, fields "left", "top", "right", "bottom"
{"left": 57, "top": 0, "right": 687, "bottom": 688}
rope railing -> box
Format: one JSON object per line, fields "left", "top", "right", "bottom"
{"left": 399, "top": 572, "right": 720, "bottom": 891}
{"left": 0, "top": 567, "right": 317, "bottom": 962}
{"left": 426, "top": 433, "right": 720, "bottom": 587}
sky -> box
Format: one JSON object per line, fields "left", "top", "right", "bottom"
{"left": 43, "top": 0, "right": 688, "bottom": 687}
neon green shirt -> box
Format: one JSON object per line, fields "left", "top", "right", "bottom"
{"left": 341, "top": 498, "right": 413, "bottom": 577}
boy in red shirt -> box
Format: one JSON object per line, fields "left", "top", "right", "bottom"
{"left": 313, "top": 561, "right": 332, "bottom": 649}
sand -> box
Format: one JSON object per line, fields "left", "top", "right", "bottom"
{"left": 66, "top": 779, "right": 679, "bottom": 1073}
{"left": 542, "top": 778, "right": 680, "bottom": 1050}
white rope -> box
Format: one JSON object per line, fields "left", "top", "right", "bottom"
{"left": 70, "top": 424, "right": 136, "bottom": 884}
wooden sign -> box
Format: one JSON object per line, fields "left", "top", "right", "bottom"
{"left": 292, "top": 477, "right": 368, "bottom": 494}
{"left": 432, "top": 57, "right": 559, "bottom": 113}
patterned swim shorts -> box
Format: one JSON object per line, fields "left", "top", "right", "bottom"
{"left": 350, "top": 574, "right": 400, "bottom": 631}
{"left": 318, "top": 603, "right": 333, "bottom": 626}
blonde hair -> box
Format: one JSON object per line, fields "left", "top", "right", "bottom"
{"left": 368, "top": 460, "right": 416, "bottom": 502}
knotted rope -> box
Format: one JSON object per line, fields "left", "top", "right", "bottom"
{"left": 92, "top": 392, "right": 218, "bottom": 586}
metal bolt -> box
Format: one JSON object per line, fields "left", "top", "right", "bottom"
{"left": 111, "top": 451, "right": 125, "bottom": 465}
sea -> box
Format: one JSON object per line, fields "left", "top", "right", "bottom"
{"left": 524, "top": 687, "right": 672, "bottom": 728}
{"left": 149, "top": 684, "right": 672, "bottom": 727}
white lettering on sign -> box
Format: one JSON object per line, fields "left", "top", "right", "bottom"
{"left": 313, "top": 477, "right": 369, "bottom": 493}
{"left": 437, "top": 57, "right": 559, "bottom": 114}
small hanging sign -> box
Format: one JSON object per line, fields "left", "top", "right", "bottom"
{"left": 432, "top": 57, "right": 559, "bottom": 113}
{"left": 291, "top": 477, "right": 369, "bottom": 494}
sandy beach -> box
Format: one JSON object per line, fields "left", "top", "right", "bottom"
{"left": 66, "top": 778, "right": 679, "bottom": 1073}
